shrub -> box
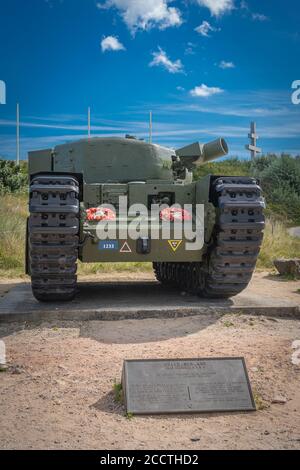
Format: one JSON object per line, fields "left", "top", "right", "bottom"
{"left": 0, "top": 160, "right": 28, "bottom": 194}
{"left": 255, "top": 155, "right": 300, "bottom": 224}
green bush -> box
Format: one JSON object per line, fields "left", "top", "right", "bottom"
{"left": 0, "top": 160, "right": 28, "bottom": 194}
{"left": 254, "top": 155, "right": 300, "bottom": 224}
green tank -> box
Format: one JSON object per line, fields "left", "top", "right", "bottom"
{"left": 26, "top": 136, "right": 265, "bottom": 302}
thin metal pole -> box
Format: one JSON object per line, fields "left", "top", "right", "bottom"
{"left": 16, "top": 103, "right": 20, "bottom": 164}
{"left": 149, "top": 110, "right": 152, "bottom": 144}
{"left": 88, "top": 107, "right": 91, "bottom": 138}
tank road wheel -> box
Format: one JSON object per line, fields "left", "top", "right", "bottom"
{"left": 179, "top": 264, "right": 187, "bottom": 292}
{"left": 191, "top": 263, "right": 202, "bottom": 295}
{"left": 153, "top": 262, "right": 178, "bottom": 287}
{"left": 198, "top": 177, "right": 265, "bottom": 299}
{"left": 153, "top": 262, "right": 163, "bottom": 283}
{"left": 28, "top": 175, "right": 80, "bottom": 302}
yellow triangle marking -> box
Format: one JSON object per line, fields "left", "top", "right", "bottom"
{"left": 168, "top": 240, "right": 183, "bottom": 252}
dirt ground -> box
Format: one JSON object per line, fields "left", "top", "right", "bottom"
{"left": 0, "top": 272, "right": 299, "bottom": 450}
{"left": 0, "top": 270, "right": 299, "bottom": 303}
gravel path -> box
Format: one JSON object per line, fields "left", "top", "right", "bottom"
{"left": 0, "top": 272, "right": 299, "bottom": 450}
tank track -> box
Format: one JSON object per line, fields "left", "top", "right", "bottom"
{"left": 153, "top": 176, "right": 265, "bottom": 299}
{"left": 28, "top": 175, "right": 80, "bottom": 302}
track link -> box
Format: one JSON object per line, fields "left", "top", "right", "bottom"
{"left": 28, "top": 175, "right": 80, "bottom": 302}
{"left": 153, "top": 177, "right": 265, "bottom": 299}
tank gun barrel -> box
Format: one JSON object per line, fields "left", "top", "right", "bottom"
{"left": 175, "top": 138, "right": 228, "bottom": 167}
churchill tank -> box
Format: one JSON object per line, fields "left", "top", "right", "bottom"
{"left": 26, "top": 136, "right": 265, "bottom": 302}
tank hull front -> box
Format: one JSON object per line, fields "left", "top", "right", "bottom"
{"left": 80, "top": 221, "right": 205, "bottom": 263}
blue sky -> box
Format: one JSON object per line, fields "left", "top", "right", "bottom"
{"left": 0, "top": 0, "right": 299, "bottom": 160}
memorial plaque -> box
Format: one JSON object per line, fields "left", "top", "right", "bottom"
{"left": 122, "top": 358, "right": 256, "bottom": 415}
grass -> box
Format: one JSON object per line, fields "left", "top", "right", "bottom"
{"left": 253, "top": 390, "right": 270, "bottom": 411}
{"left": 257, "top": 219, "right": 300, "bottom": 270}
{"left": 78, "top": 261, "right": 152, "bottom": 275}
{"left": 0, "top": 194, "right": 299, "bottom": 278}
{"left": 0, "top": 194, "right": 28, "bottom": 278}
{"left": 113, "top": 381, "right": 123, "bottom": 403}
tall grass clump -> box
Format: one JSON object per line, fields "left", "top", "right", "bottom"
{"left": 0, "top": 194, "right": 28, "bottom": 277}
{"left": 258, "top": 219, "right": 300, "bottom": 269}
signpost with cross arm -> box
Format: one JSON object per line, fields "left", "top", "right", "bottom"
{"left": 245, "top": 122, "right": 262, "bottom": 159}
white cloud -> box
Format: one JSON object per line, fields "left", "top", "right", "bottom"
{"left": 240, "top": 2, "right": 269, "bottom": 22}
{"left": 97, "top": 0, "right": 182, "bottom": 33}
{"left": 101, "top": 35, "right": 125, "bottom": 52}
{"left": 252, "top": 13, "right": 269, "bottom": 22}
{"left": 195, "top": 0, "right": 234, "bottom": 17}
{"left": 154, "top": 89, "right": 295, "bottom": 118}
{"left": 149, "top": 48, "right": 184, "bottom": 74}
{"left": 185, "top": 42, "right": 197, "bottom": 55}
{"left": 0, "top": 118, "right": 126, "bottom": 132}
{"left": 219, "top": 60, "right": 235, "bottom": 69}
{"left": 195, "top": 21, "right": 219, "bottom": 37}
{"left": 190, "top": 84, "right": 224, "bottom": 98}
